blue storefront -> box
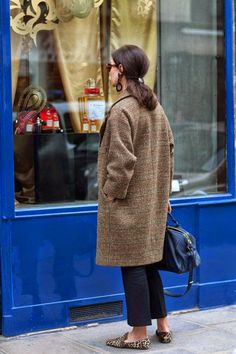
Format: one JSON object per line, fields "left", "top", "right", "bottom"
{"left": 0, "top": 0, "right": 235, "bottom": 336}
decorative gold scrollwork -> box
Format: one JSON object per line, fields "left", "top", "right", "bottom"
{"left": 94, "top": 0, "right": 104, "bottom": 7}
{"left": 10, "top": 0, "right": 58, "bottom": 45}
{"left": 10, "top": 0, "right": 105, "bottom": 42}
{"left": 137, "top": 0, "right": 153, "bottom": 17}
{"left": 55, "top": 0, "right": 104, "bottom": 21}
{"left": 17, "top": 85, "right": 47, "bottom": 115}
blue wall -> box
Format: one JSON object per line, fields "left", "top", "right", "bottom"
{"left": 0, "top": 201, "right": 235, "bottom": 336}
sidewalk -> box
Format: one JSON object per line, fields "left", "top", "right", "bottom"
{"left": 0, "top": 305, "right": 236, "bottom": 354}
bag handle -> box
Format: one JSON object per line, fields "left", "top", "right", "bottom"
{"left": 164, "top": 262, "right": 194, "bottom": 297}
{"left": 167, "top": 212, "right": 180, "bottom": 227}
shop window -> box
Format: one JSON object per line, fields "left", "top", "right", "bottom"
{"left": 10, "top": 0, "right": 227, "bottom": 206}
{"left": 158, "top": 0, "right": 227, "bottom": 196}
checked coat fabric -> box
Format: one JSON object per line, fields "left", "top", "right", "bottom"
{"left": 96, "top": 90, "right": 174, "bottom": 266}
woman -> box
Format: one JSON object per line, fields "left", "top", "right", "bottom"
{"left": 96, "top": 45, "right": 174, "bottom": 350}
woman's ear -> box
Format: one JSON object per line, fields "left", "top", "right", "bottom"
{"left": 118, "top": 64, "right": 124, "bottom": 73}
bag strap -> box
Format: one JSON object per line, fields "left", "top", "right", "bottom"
{"left": 164, "top": 260, "right": 194, "bottom": 297}
{"left": 167, "top": 212, "right": 180, "bottom": 227}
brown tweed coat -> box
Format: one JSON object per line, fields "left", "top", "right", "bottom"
{"left": 96, "top": 90, "right": 174, "bottom": 266}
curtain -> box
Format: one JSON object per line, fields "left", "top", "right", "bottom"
{"left": 11, "top": 29, "right": 22, "bottom": 103}
{"left": 54, "top": 9, "right": 102, "bottom": 132}
{"left": 109, "top": 0, "right": 157, "bottom": 102}
{"left": 99, "top": 1, "right": 111, "bottom": 101}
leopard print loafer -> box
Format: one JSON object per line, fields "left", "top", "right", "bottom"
{"left": 106, "top": 332, "right": 150, "bottom": 350}
{"left": 156, "top": 330, "right": 172, "bottom": 343}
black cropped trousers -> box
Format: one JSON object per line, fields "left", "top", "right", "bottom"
{"left": 121, "top": 263, "right": 167, "bottom": 326}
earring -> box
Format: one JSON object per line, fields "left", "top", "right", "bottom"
{"left": 116, "top": 73, "right": 123, "bottom": 92}
{"left": 116, "top": 82, "right": 123, "bottom": 92}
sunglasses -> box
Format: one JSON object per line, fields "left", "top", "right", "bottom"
{"left": 106, "top": 63, "right": 118, "bottom": 72}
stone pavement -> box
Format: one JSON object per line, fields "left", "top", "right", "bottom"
{"left": 0, "top": 305, "right": 236, "bottom": 354}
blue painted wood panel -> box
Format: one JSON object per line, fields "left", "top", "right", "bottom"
{"left": 11, "top": 213, "right": 123, "bottom": 307}
{"left": 0, "top": 201, "right": 234, "bottom": 336}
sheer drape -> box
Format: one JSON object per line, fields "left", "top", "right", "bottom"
{"left": 54, "top": 9, "right": 102, "bottom": 132}
{"left": 109, "top": 0, "right": 157, "bottom": 101}
{"left": 11, "top": 29, "right": 22, "bottom": 103}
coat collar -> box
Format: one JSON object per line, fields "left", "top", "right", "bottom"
{"left": 99, "top": 90, "right": 132, "bottom": 146}
{"left": 108, "top": 89, "right": 132, "bottom": 112}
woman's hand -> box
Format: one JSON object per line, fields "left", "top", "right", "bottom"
{"left": 107, "top": 196, "right": 115, "bottom": 202}
{"left": 168, "top": 201, "right": 172, "bottom": 213}
{"left": 104, "top": 192, "right": 114, "bottom": 202}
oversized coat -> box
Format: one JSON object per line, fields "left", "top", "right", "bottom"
{"left": 96, "top": 90, "right": 174, "bottom": 266}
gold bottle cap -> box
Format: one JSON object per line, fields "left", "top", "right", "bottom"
{"left": 86, "top": 78, "right": 96, "bottom": 87}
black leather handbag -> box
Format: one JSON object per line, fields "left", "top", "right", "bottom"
{"left": 157, "top": 213, "right": 201, "bottom": 297}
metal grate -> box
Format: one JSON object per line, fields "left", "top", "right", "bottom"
{"left": 69, "top": 301, "right": 123, "bottom": 322}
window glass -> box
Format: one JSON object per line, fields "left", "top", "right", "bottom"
{"left": 158, "top": 0, "right": 227, "bottom": 197}
{"left": 11, "top": 0, "right": 227, "bottom": 206}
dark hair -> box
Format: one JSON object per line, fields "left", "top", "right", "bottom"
{"left": 112, "top": 45, "right": 158, "bottom": 111}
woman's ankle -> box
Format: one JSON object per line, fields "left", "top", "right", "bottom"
{"left": 157, "top": 317, "right": 170, "bottom": 332}
{"left": 126, "top": 327, "right": 148, "bottom": 341}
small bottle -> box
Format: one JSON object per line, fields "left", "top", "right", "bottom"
{"left": 53, "top": 112, "right": 60, "bottom": 131}
{"left": 46, "top": 109, "right": 53, "bottom": 129}
{"left": 25, "top": 117, "right": 34, "bottom": 133}
{"left": 90, "top": 119, "right": 97, "bottom": 133}
{"left": 34, "top": 117, "right": 42, "bottom": 134}
{"left": 82, "top": 114, "right": 90, "bottom": 133}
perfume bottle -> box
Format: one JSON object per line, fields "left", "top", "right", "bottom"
{"left": 78, "top": 78, "right": 105, "bottom": 133}
{"left": 90, "top": 119, "right": 97, "bottom": 133}
{"left": 34, "top": 117, "right": 42, "bottom": 134}
{"left": 25, "top": 116, "right": 35, "bottom": 133}
{"left": 81, "top": 114, "right": 90, "bottom": 133}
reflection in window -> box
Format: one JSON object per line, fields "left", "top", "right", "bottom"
{"left": 11, "top": 0, "right": 227, "bottom": 206}
{"left": 158, "top": 0, "right": 227, "bottom": 197}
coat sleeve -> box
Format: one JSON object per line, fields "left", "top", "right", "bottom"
{"left": 102, "top": 109, "right": 137, "bottom": 199}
